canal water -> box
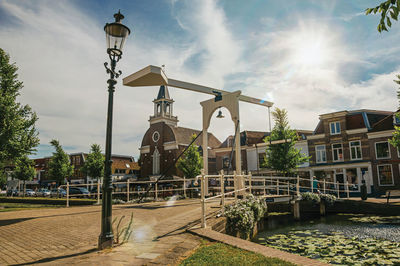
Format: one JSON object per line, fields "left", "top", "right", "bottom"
{"left": 253, "top": 213, "right": 400, "bottom": 265}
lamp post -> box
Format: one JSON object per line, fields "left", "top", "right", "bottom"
{"left": 98, "top": 10, "right": 130, "bottom": 250}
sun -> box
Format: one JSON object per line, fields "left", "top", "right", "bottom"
{"left": 287, "top": 26, "right": 332, "bottom": 69}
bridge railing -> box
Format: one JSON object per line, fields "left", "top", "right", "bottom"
{"left": 59, "top": 177, "right": 200, "bottom": 207}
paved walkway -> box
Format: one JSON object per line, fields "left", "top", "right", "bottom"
{"left": 0, "top": 199, "right": 220, "bottom": 265}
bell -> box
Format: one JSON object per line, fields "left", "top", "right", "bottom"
{"left": 216, "top": 110, "right": 224, "bottom": 118}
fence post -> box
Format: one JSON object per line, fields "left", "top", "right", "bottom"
{"left": 220, "top": 170, "right": 225, "bottom": 207}
{"left": 201, "top": 169, "right": 206, "bottom": 228}
{"left": 127, "top": 179, "right": 130, "bottom": 202}
{"left": 346, "top": 181, "right": 349, "bottom": 199}
{"left": 183, "top": 176, "right": 186, "bottom": 198}
{"left": 323, "top": 179, "right": 326, "bottom": 194}
{"left": 233, "top": 171, "right": 237, "bottom": 201}
{"left": 97, "top": 181, "right": 100, "bottom": 204}
{"left": 311, "top": 176, "right": 314, "bottom": 193}
{"left": 249, "top": 172, "right": 252, "bottom": 194}
{"left": 336, "top": 182, "right": 340, "bottom": 198}
{"left": 66, "top": 182, "right": 69, "bottom": 208}
{"left": 155, "top": 183, "right": 158, "bottom": 201}
{"left": 276, "top": 179, "right": 279, "bottom": 195}
{"left": 296, "top": 176, "right": 300, "bottom": 197}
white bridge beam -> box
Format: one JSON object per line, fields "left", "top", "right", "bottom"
{"left": 123, "top": 65, "right": 273, "bottom": 108}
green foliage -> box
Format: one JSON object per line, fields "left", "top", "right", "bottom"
{"left": 48, "top": 139, "right": 73, "bottom": 184}
{"left": 12, "top": 156, "right": 35, "bottom": 182}
{"left": 81, "top": 144, "right": 104, "bottom": 181}
{"left": 176, "top": 134, "right": 203, "bottom": 179}
{"left": 300, "top": 192, "right": 321, "bottom": 204}
{"left": 0, "top": 163, "right": 7, "bottom": 188}
{"left": 389, "top": 76, "right": 400, "bottom": 150}
{"left": 224, "top": 194, "right": 267, "bottom": 239}
{"left": 365, "top": 0, "right": 400, "bottom": 33}
{"left": 263, "top": 108, "right": 309, "bottom": 176}
{"left": 319, "top": 193, "right": 337, "bottom": 206}
{"left": 0, "top": 48, "right": 39, "bottom": 163}
{"left": 301, "top": 192, "right": 337, "bottom": 206}
{"left": 112, "top": 213, "right": 133, "bottom": 245}
{"left": 180, "top": 242, "right": 295, "bottom": 266}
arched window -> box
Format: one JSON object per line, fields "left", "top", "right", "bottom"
{"left": 157, "top": 104, "right": 161, "bottom": 115}
{"left": 165, "top": 103, "right": 170, "bottom": 115}
{"left": 152, "top": 147, "right": 160, "bottom": 174}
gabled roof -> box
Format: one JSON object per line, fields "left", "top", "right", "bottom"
{"left": 370, "top": 111, "right": 395, "bottom": 132}
{"left": 171, "top": 126, "right": 221, "bottom": 148}
{"left": 313, "top": 109, "right": 392, "bottom": 134}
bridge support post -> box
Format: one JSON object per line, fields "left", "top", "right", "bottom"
{"left": 320, "top": 200, "right": 326, "bottom": 216}
{"left": 293, "top": 200, "right": 300, "bottom": 220}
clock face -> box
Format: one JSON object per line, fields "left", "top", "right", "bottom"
{"left": 152, "top": 131, "right": 160, "bottom": 142}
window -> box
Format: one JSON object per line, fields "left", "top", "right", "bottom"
{"left": 330, "top": 121, "right": 341, "bottom": 135}
{"left": 222, "top": 156, "right": 230, "bottom": 168}
{"left": 315, "top": 145, "right": 326, "bottom": 163}
{"left": 152, "top": 148, "right": 160, "bottom": 175}
{"left": 375, "top": 142, "right": 390, "bottom": 159}
{"left": 332, "top": 143, "right": 343, "bottom": 161}
{"left": 349, "top": 141, "right": 362, "bottom": 160}
{"left": 377, "top": 164, "right": 394, "bottom": 186}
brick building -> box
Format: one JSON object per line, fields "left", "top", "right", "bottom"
{"left": 31, "top": 153, "right": 139, "bottom": 186}
{"left": 306, "top": 109, "right": 399, "bottom": 195}
{"left": 138, "top": 85, "right": 221, "bottom": 179}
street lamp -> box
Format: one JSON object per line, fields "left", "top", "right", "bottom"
{"left": 98, "top": 10, "right": 131, "bottom": 250}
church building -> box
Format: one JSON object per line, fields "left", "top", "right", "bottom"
{"left": 138, "top": 85, "right": 221, "bottom": 180}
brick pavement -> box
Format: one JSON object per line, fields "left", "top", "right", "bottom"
{"left": 0, "top": 199, "right": 219, "bottom": 265}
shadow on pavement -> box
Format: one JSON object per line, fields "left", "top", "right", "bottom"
{"left": 11, "top": 248, "right": 98, "bottom": 266}
{"left": 0, "top": 217, "right": 34, "bottom": 227}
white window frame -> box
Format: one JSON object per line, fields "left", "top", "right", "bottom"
{"left": 330, "top": 121, "right": 341, "bottom": 135}
{"left": 332, "top": 143, "right": 344, "bottom": 162}
{"left": 315, "top": 145, "right": 327, "bottom": 163}
{"left": 397, "top": 148, "right": 400, "bottom": 158}
{"left": 375, "top": 141, "right": 391, "bottom": 159}
{"left": 349, "top": 140, "right": 362, "bottom": 160}
{"left": 377, "top": 164, "right": 394, "bottom": 186}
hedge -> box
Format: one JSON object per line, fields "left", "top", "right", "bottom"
{"left": 0, "top": 197, "right": 97, "bottom": 206}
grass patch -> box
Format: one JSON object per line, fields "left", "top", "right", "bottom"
{"left": 180, "top": 242, "right": 295, "bottom": 266}
{"left": 0, "top": 202, "right": 62, "bottom": 212}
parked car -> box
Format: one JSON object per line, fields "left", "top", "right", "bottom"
{"left": 68, "top": 187, "right": 90, "bottom": 198}
{"left": 25, "top": 189, "right": 36, "bottom": 197}
{"left": 36, "top": 188, "right": 51, "bottom": 197}
{"left": 7, "top": 189, "right": 18, "bottom": 197}
{"left": 50, "top": 188, "right": 66, "bottom": 198}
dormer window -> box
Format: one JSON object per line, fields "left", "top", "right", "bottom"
{"left": 330, "top": 121, "right": 341, "bottom": 135}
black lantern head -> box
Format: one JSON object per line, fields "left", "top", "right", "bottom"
{"left": 104, "top": 10, "right": 131, "bottom": 57}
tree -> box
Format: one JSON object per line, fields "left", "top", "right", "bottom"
{"left": 0, "top": 48, "right": 39, "bottom": 164}
{"left": 263, "top": 108, "right": 308, "bottom": 176}
{"left": 12, "top": 156, "right": 35, "bottom": 196}
{"left": 48, "top": 139, "right": 73, "bottom": 185}
{"left": 176, "top": 134, "right": 203, "bottom": 179}
{"left": 365, "top": 0, "right": 400, "bottom": 32}
{"left": 81, "top": 144, "right": 104, "bottom": 183}
{"left": 0, "top": 164, "right": 7, "bottom": 189}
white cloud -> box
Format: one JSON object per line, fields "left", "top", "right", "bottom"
{"left": 1, "top": 0, "right": 398, "bottom": 160}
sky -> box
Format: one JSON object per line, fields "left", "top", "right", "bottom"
{"left": 0, "top": 0, "right": 399, "bottom": 160}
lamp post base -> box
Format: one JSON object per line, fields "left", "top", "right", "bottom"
{"left": 98, "top": 234, "right": 114, "bottom": 250}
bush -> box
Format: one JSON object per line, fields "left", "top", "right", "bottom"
{"left": 224, "top": 194, "right": 267, "bottom": 239}
{"left": 320, "top": 193, "right": 337, "bottom": 206}
{"left": 300, "top": 192, "right": 320, "bottom": 205}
